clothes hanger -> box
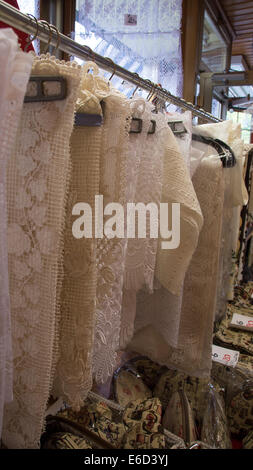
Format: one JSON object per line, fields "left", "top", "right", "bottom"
{"left": 192, "top": 134, "right": 236, "bottom": 168}
{"left": 24, "top": 19, "right": 67, "bottom": 103}
{"left": 167, "top": 119, "right": 188, "bottom": 136}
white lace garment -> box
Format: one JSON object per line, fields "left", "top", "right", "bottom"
{"left": 92, "top": 87, "right": 132, "bottom": 384}
{"left": 52, "top": 63, "right": 107, "bottom": 410}
{"left": 128, "top": 126, "right": 204, "bottom": 352}
{"left": 194, "top": 120, "right": 248, "bottom": 304}
{"left": 120, "top": 101, "right": 168, "bottom": 349}
{"left": 129, "top": 151, "right": 224, "bottom": 378}
{"left": 2, "top": 54, "right": 81, "bottom": 448}
{"left": 0, "top": 29, "right": 34, "bottom": 440}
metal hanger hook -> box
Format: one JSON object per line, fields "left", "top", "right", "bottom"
{"left": 39, "top": 20, "right": 53, "bottom": 53}
{"left": 104, "top": 58, "right": 116, "bottom": 81}
{"left": 49, "top": 23, "right": 60, "bottom": 55}
{"left": 131, "top": 73, "right": 140, "bottom": 97}
{"left": 24, "top": 14, "right": 39, "bottom": 52}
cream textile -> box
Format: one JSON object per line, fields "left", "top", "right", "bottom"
{"left": 52, "top": 64, "right": 105, "bottom": 410}
{"left": 0, "top": 29, "right": 33, "bottom": 439}
{"left": 129, "top": 127, "right": 204, "bottom": 353}
{"left": 129, "top": 153, "right": 224, "bottom": 377}
{"left": 92, "top": 88, "right": 132, "bottom": 384}
{"left": 2, "top": 55, "right": 81, "bottom": 448}
{"left": 120, "top": 102, "right": 168, "bottom": 349}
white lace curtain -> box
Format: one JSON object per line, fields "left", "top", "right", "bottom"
{"left": 76, "top": 0, "right": 183, "bottom": 98}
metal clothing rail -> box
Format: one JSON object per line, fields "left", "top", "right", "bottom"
{"left": 0, "top": 0, "right": 221, "bottom": 123}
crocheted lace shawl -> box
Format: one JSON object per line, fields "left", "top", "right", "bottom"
{"left": 128, "top": 127, "right": 204, "bottom": 353}
{"left": 129, "top": 153, "right": 224, "bottom": 377}
{"left": 2, "top": 55, "right": 81, "bottom": 448}
{"left": 52, "top": 63, "right": 106, "bottom": 410}
{"left": 0, "top": 29, "right": 33, "bottom": 439}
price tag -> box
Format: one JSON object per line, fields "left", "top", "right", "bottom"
{"left": 124, "top": 14, "right": 137, "bottom": 25}
{"left": 212, "top": 345, "right": 239, "bottom": 367}
{"left": 229, "top": 313, "right": 253, "bottom": 332}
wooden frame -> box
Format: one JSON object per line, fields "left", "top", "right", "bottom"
{"left": 181, "top": 0, "right": 205, "bottom": 103}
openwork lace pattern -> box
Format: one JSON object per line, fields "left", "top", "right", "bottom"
{"left": 2, "top": 54, "right": 81, "bottom": 448}
{"left": 129, "top": 156, "right": 225, "bottom": 378}
{"left": 0, "top": 29, "right": 34, "bottom": 439}
{"left": 93, "top": 91, "right": 132, "bottom": 384}
{"left": 53, "top": 65, "right": 104, "bottom": 410}
{"left": 120, "top": 104, "right": 168, "bottom": 349}
{"left": 128, "top": 128, "right": 203, "bottom": 352}
{"left": 78, "top": 0, "right": 183, "bottom": 97}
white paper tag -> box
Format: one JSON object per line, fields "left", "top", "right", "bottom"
{"left": 124, "top": 14, "right": 137, "bottom": 25}
{"left": 212, "top": 345, "right": 239, "bottom": 367}
{"left": 230, "top": 313, "right": 253, "bottom": 331}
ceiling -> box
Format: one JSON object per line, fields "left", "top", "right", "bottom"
{"left": 220, "top": 0, "right": 253, "bottom": 69}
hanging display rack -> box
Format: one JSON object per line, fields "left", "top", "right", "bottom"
{"left": 0, "top": 0, "right": 222, "bottom": 123}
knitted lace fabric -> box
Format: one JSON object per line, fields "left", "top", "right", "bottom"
{"left": 128, "top": 127, "right": 203, "bottom": 352}
{"left": 0, "top": 29, "right": 33, "bottom": 439}
{"left": 52, "top": 65, "right": 105, "bottom": 410}
{"left": 92, "top": 90, "right": 132, "bottom": 384}
{"left": 2, "top": 55, "right": 81, "bottom": 448}
{"left": 120, "top": 102, "right": 168, "bottom": 349}
{"left": 129, "top": 153, "right": 224, "bottom": 377}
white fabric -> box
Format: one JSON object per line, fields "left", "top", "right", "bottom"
{"left": 77, "top": 0, "right": 183, "bottom": 97}
{"left": 128, "top": 127, "right": 203, "bottom": 352}
{"left": 0, "top": 29, "right": 34, "bottom": 439}
{"left": 129, "top": 153, "right": 224, "bottom": 377}
{"left": 194, "top": 120, "right": 248, "bottom": 302}
{"left": 2, "top": 54, "right": 81, "bottom": 449}
{"left": 120, "top": 101, "right": 168, "bottom": 349}
{"left": 93, "top": 88, "right": 132, "bottom": 384}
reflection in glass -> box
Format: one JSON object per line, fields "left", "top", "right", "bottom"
{"left": 202, "top": 11, "right": 227, "bottom": 73}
